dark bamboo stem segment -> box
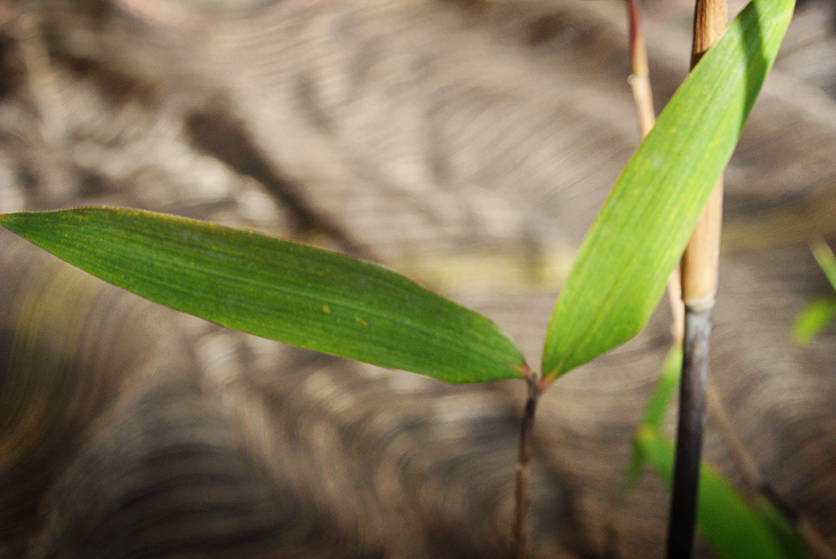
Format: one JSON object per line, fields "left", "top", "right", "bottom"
{"left": 667, "top": 307, "right": 713, "bottom": 558}
{"left": 513, "top": 374, "right": 540, "bottom": 559}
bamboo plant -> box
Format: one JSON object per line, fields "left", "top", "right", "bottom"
{"left": 0, "top": 0, "right": 797, "bottom": 555}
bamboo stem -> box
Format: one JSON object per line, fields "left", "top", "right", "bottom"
{"left": 626, "top": 0, "right": 656, "bottom": 139}
{"left": 667, "top": 307, "right": 713, "bottom": 558}
{"left": 690, "top": 0, "right": 729, "bottom": 67}
{"left": 666, "top": 0, "right": 726, "bottom": 555}
{"left": 513, "top": 371, "right": 540, "bottom": 559}
{"left": 681, "top": 0, "right": 726, "bottom": 310}
{"left": 681, "top": 185, "right": 724, "bottom": 309}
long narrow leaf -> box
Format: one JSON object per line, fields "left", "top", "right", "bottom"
{"left": 637, "top": 428, "right": 805, "bottom": 559}
{"left": 623, "top": 345, "right": 682, "bottom": 492}
{"left": 542, "top": 0, "right": 794, "bottom": 379}
{"left": 0, "top": 207, "right": 526, "bottom": 384}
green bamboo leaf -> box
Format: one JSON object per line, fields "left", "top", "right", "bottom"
{"left": 793, "top": 241, "right": 836, "bottom": 345}
{"left": 753, "top": 497, "right": 808, "bottom": 559}
{"left": 0, "top": 207, "right": 526, "bottom": 384}
{"left": 793, "top": 298, "right": 836, "bottom": 347}
{"left": 637, "top": 428, "right": 805, "bottom": 559}
{"left": 542, "top": 0, "right": 794, "bottom": 379}
{"left": 623, "top": 345, "right": 682, "bottom": 492}
{"left": 812, "top": 240, "right": 836, "bottom": 291}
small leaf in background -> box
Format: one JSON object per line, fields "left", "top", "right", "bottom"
{"left": 793, "top": 241, "right": 836, "bottom": 346}
{"left": 624, "top": 344, "right": 682, "bottom": 492}
{"left": 793, "top": 298, "right": 836, "bottom": 347}
{"left": 541, "top": 0, "right": 794, "bottom": 380}
{"left": 812, "top": 240, "right": 836, "bottom": 290}
{"left": 636, "top": 428, "right": 806, "bottom": 559}
{"left": 0, "top": 207, "right": 527, "bottom": 384}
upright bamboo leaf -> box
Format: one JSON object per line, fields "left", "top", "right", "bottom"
{"left": 541, "top": 0, "right": 794, "bottom": 379}
{"left": 0, "top": 207, "right": 526, "bottom": 384}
